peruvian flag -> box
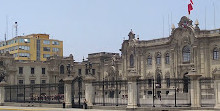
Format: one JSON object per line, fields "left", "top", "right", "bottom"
{"left": 188, "top": 0, "right": 193, "bottom": 15}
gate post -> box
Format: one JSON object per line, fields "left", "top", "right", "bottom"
{"left": 84, "top": 75, "right": 96, "bottom": 108}
{"left": 213, "top": 73, "right": 220, "bottom": 108}
{"left": 63, "top": 76, "right": 74, "bottom": 108}
{"left": 0, "top": 80, "right": 7, "bottom": 106}
{"left": 126, "top": 69, "right": 140, "bottom": 109}
{"left": 186, "top": 68, "right": 201, "bottom": 108}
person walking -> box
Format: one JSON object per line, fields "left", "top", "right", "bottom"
{"left": 83, "top": 99, "right": 87, "bottom": 109}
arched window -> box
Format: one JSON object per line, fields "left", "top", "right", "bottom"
{"left": 130, "top": 54, "right": 134, "bottom": 67}
{"left": 182, "top": 46, "right": 191, "bottom": 62}
{"left": 156, "top": 53, "right": 161, "bottom": 65}
{"left": 60, "top": 65, "right": 64, "bottom": 74}
{"left": 165, "top": 53, "right": 170, "bottom": 64}
{"left": 213, "top": 48, "right": 219, "bottom": 60}
{"left": 147, "top": 55, "right": 152, "bottom": 65}
{"left": 156, "top": 74, "right": 161, "bottom": 88}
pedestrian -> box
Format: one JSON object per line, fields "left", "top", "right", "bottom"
{"left": 84, "top": 99, "right": 87, "bottom": 109}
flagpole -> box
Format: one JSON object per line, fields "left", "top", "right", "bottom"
{"left": 213, "top": 2, "right": 216, "bottom": 29}
{"left": 205, "top": 6, "right": 206, "bottom": 30}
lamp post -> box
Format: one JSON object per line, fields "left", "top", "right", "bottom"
{"left": 152, "top": 79, "right": 155, "bottom": 107}
{"left": 66, "top": 63, "right": 73, "bottom": 77}
{"left": 85, "top": 61, "right": 92, "bottom": 75}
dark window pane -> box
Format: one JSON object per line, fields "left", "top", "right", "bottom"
{"left": 165, "top": 53, "right": 169, "bottom": 64}
{"left": 78, "top": 69, "right": 81, "bottom": 75}
{"left": 130, "top": 54, "right": 134, "bottom": 67}
{"left": 30, "top": 80, "right": 35, "bottom": 84}
{"left": 156, "top": 54, "right": 161, "bottom": 64}
{"left": 42, "top": 68, "right": 45, "bottom": 74}
{"left": 31, "top": 68, "right": 35, "bottom": 74}
{"left": 147, "top": 56, "right": 152, "bottom": 65}
{"left": 19, "top": 67, "right": 23, "bottom": 74}
{"left": 92, "top": 69, "right": 95, "bottom": 75}
{"left": 19, "top": 80, "right": 23, "bottom": 85}
{"left": 183, "top": 46, "right": 191, "bottom": 62}
{"left": 213, "top": 48, "right": 219, "bottom": 60}
{"left": 60, "top": 65, "right": 64, "bottom": 74}
{"left": 41, "top": 80, "right": 46, "bottom": 84}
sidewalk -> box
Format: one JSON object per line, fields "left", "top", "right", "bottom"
{"left": 0, "top": 106, "right": 219, "bottom": 111}
{"left": 0, "top": 106, "right": 125, "bottom": 111}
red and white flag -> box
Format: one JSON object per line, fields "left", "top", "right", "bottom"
{"left": 188, "top": 0, "right": 193, "bottom": 15}
{"left": 188, "top": 3, "right": 193, "bottom": 15}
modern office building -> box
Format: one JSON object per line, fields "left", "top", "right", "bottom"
{"left": 0, "top": 34, "right": 63, "bottom": 61}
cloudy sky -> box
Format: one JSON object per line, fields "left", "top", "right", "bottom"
{"left": 0, "top": 0, "right": 219, "bottom": 61}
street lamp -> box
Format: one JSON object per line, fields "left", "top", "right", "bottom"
{"left": 66, "top": 63, "right": 73, "bottom": 77}
{"left": 85, "top": 61, "right": 92, "bottom": 75}
{"left": 152, "top": 79, "right": 155, "bottom": 107}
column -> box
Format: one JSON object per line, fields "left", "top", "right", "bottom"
{"left": 63, "top": 76, "right": 74, "bottom": 108}
{"left": 214, "top": 74, "right": 220, "bottom": 108}
{"left": 126, "top": 71, "right": 140, "bottom": 109}
{"left": 186, "top": 69, "right": 202, "bottom": 108}
{"left": 0, "top": 81, "right": 7, "bottom": 106}
{"left": 84, "top": 75, "right": 96, "bottom": 107}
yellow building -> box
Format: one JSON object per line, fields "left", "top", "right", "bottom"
{"left": 0, "top": 34, "right": 63, "bottom": 61}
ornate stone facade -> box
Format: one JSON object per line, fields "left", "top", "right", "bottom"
{"left": 121, "top": 16, "right": 220, "bottom": 81}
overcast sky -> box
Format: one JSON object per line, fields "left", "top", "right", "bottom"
{"left": 0, "top": 0, "right": 219, "bottom": 61}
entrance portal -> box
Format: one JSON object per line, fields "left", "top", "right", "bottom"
{"left": 72, "top": 76, "right": 83, "bottom": 108}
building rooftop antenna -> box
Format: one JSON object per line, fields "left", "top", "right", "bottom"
{"left": 5, "top": 15, "right": 8, "bottom": 41}
{"left": 14, "top": 22, "right": 18, "bottom": 37}
{"left": 4, "top": 33, "right": 6, "bottom": 42}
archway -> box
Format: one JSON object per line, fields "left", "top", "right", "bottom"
{"left": 183, "top": 72, "right": 189, "bottom": 93}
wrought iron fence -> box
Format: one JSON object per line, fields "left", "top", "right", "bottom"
{"left": 5, "top": 83, "right": 64, "bottom": 104}
{"left": 92, "top": 80, "right": 128, "bottom": 106}
{"left": 200, "top": 77, "right": 215, "bottom": 107}
{"left": 137, "top": 78, "right": 191, "bottom": 107}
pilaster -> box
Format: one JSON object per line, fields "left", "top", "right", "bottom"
{"left": 63, "top": 76, "right": 74, "bottom": 108}
{"left": 214, "top": 73, "right": 220, "bottom": 109}
{"left": 126, "top": 69, "right": 140, "bottom": 109}
{"left": 84, "top": 75, "right": 96, "bottom": 107}
{"left": 0, "top": 81, "right": 7, "bottom": 106}
{"left": 186, "top": 69, "right": 202, "bottom": 108}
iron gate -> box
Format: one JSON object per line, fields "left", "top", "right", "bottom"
{"left": 137, "top": 78, "right": 191, "bottom": 107}
{"left": 92, "top": 80, "right": 128, "bottom": 106}
{"left": 71, "top": 76, "right": 84, "bottom": 108}
{"left": 5, "top": 83, "right": 64, "bottom": 104}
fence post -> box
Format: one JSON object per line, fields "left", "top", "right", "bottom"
{"left": 214, "top": 73, "right": 220, "bottom": 108}
{"left": 0, "top": 81, "right": 7, "bottom": 106}
{"left": 126, "top": 70, "right": 140, "bottom": 109}
{"left": 84, "top": 75, "right": 96, "bottom": 108}
{"left": 186, "top": 68, "right": 201, "bottom": 108}
{"left": 63, "top": 76, "right": 74, "bottom": 108}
